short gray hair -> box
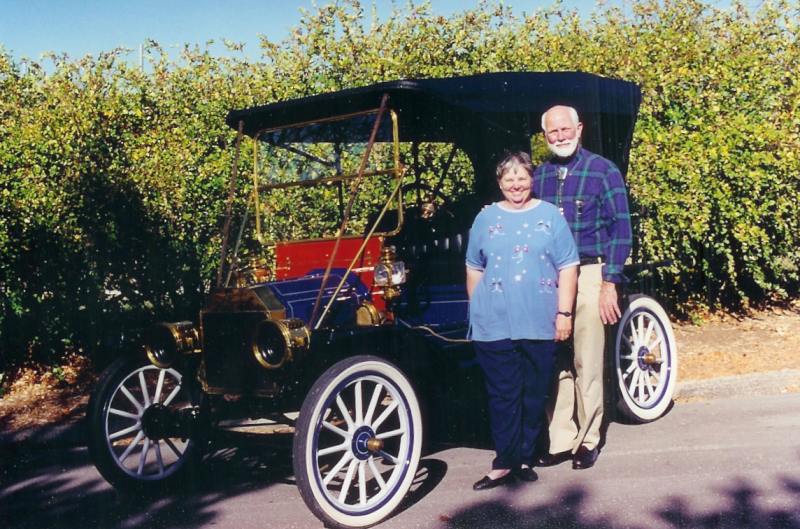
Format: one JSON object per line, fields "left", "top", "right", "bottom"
{"left": 541, "top": 105, "right": 580, "bottom": 131}
{"left": 496, "top": 151, "right": 534, "bottom": 180}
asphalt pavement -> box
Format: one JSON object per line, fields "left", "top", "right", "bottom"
{"left": 1, "top": 372, "right": 799, "bottom": 529}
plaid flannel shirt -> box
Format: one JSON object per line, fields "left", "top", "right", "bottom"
{"left": 533, "top": 147, "right": 632, "bottom": 284}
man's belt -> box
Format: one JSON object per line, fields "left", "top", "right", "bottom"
{"left": 579, "top": 256, "right": 604, "bottom": 265}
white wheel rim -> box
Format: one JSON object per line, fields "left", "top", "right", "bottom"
{"left": 310, "top": 371, "right": 415, "bottom": 515}
{"left": 103, "top": 365, "right": 193, "bottom": 480}
{"left": 616, "top": 307, "right": 674, "bottom": 410}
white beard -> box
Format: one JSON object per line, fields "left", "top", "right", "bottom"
{"left": 547, "top": 138, "right": 579, "bottom": 158}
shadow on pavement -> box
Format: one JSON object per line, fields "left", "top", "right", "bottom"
{"left": 0, "top": 433, "right": 448, "bottom": 529}
{"left": 395, "top": 458, "right": 448, "bottom": 516}
{"left": 440, "top": 477, "right": 800, "bottom": 529}
{"left": 0, "top": 438, "right": 295, "bottom": 529}
{"left": 2, "top": 441, "right": 798, "bottom": 529}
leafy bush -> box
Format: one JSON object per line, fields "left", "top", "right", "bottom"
{"left": 0, "top": 0, "right": 798, "bottom": 367}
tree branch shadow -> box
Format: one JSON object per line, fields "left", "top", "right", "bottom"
{"left": 440, "top": 476, "right": 800, "bottom": 529}
{"left": 0, "top": 433, "right": 448, "bottom": 529}
{"left": 2, "top": 442, "right": 798, "bottom": 529}
{"left": 0, "top": 436, "right": 298, "bottom": 529}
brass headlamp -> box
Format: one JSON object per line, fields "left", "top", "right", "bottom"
{"left": 373, "top": 245, "right": 407, "bottom": 301}
{"left": 144, "top": 321, "right": 201, "bottom": 369}
{"left": 251, "top": 318, "right": 310, "bottom": 370}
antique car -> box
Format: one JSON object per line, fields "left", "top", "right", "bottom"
{"left": 87, "top": 72, "right": 677, "bottom": 529}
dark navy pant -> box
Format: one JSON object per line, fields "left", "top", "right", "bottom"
{"left": 474, "top": 339, "right": 556, "bottom": 470}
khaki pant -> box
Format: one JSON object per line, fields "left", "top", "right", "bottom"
{"left": 547, "top": 263, "right": 604, "bottom": 453}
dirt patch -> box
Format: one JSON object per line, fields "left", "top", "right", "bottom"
{"left": 675, "top": 302, "right": 800, "bottom": 381}
{"left": 0, "top": 354, "right": 96, "bottom": 434}
{"left": 1, "top": 302, "right": 799, "bottom": 435}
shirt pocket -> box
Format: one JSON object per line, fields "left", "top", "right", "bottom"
{"left": 563, "top": 194, "right": 595, "bottom": 225}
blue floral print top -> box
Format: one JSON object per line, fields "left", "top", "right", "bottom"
{"left": 466, "top": 201, "right": 579, "bottom": 341}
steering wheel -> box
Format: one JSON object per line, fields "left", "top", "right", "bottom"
{"left": 401, "top": 182, "right": 453, "bottom": 220}
{"left": 232, "top": 257, "right": 272, "bottom": 286}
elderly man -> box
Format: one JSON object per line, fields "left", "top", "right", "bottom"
{"left": 533, "top": 105, "right": 632, "bottom": 470}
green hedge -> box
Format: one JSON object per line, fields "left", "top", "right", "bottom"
{"left": 1, "top": 0, "right": 798, "bottom": 366}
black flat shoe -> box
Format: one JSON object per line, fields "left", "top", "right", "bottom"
{"left": 535, "top": 450, "right": 571, "bottom": 467}
{"left": 515, "top": 466, "right": 539, "bottom": 482}
{"left": 572, "top": 446, "right": 599, "bottom": 470}
{"left": 472, "top": 472, "right": 515, "bottom": 491}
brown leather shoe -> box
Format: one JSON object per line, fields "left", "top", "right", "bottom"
{"left": 572, "top": 446, "right": 598, "bottom": 470}
{"left": 535, "top": 450, "right": 571, "bottom": 467}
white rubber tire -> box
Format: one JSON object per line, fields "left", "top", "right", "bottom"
{"left": 614, "top": 295, "right": 678, "bottom": 423}
{"left": 87, "top": 356, "right": 201, "bottom": 492}
{"left": 293, "top": 355, "right": 423, "bottom": 529}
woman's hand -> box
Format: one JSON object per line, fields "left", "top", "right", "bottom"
{"left": 555, "top": 313, "right": 572, "bottom": 341}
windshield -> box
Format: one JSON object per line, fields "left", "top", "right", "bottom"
{"left": 221, "top": 106, "right": 476, "bottom": 288}
{"left": 250, "top": 109, "right": 402, "bottom": 242}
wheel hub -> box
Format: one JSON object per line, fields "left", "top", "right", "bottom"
{"left": 637, "top": 346, "right": 653, "bottom": 369}
{"left": 140, "top": 404, "right": 170, "bottom": 440}
{"left": 351, "top": 425, "right": 379, "bottom": 461}
{"left": 366, "top": 437, "right": 384, "bottom": 452}
{"left": 140, "top": 404, "right": 197, "bottom": 440}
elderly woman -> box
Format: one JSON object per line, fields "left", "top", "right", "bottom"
{"left": 466, "top": 151, "right": 579, "bottom": 490}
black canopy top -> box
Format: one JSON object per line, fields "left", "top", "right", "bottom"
{"left": 226, "top": 71, "right": 641, "bottom": 176}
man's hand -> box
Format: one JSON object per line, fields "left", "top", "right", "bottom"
{"left": 599, "top": 281, "right": 621, "bottom": 325}
{"left": 555, "top": 314, "right": 572, "bottom": 341}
